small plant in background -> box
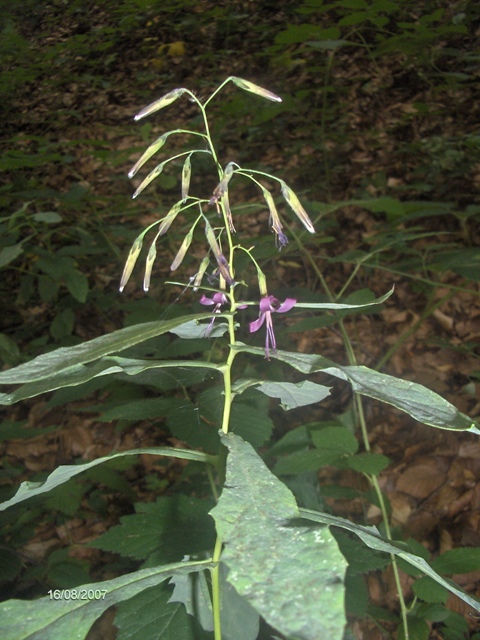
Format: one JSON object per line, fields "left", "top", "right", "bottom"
{"left": 0, "top": 78, "right": 479, "bottom": 640}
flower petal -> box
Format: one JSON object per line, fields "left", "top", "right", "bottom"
{"left": 276, "top": 298, "right": 297, "bottom": 313}
{"left": 249, "top": 314, "right": 266, "bottom": 333}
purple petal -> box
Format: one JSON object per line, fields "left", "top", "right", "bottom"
{"left": 249, "top": 313, "right": 266, "bottom": 333}
{"left": 259, "top": 295, "right": 276, "bottom": 313}
{"left": 212, "top": 292, "right": 228, "bottom": 305}
{"left": 276, "top": 298, "right": 296, "bottom": 313}
{"left": 199, "top": 295, "right": 215, "bottom": 306}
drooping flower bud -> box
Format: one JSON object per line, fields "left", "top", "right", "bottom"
{"left": 157, "top": 201, "right": 183, "bottom": 236}
{"left": 132, "top": 162, "right": 165, "bottom": 199}
{"left": 143, "top": 242, "right": 157, "bottom": 292}
{"left": 204, "top": 219, "right": 235, "bottom": 286}
{"left": 134, "top": 88, "right": 187, "bottom": 121}
{"left": 210, "top": 162, "right": 235, "bottom": 204}
{"left": 170, "top": 226, "right": 194, "bottom": 271}
{"left": 193, "top": 255, "right": 210, "bottom": 291}
{"left": 181, "top": 153, "right": 192, "bottom": 202}
{"left": 230, "top": 77, "right": 282, "bottom": 103}
{"left": 223, "top": 190, "right": 235, "bottom": 233}
{"left": 119, "top": 235, "right": 143, "bottom": 292}
{"left": 128, "top": 133, "right": 170, "bottom": 179}
{"left": 261, "top": 187, "right": 288, "bottom": 249}
{"left": 280, "top": 181, "right": 315, "bottom": 234}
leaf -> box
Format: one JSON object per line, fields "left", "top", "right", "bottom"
{"left": 230, "top": 401, "right": 274, "bottom": 448}
{"left": 64, "top": 269, "right": 89, "bottom": 303}
{"left": 210, "top": 433, "right": 347, "bottom": 640}
{"left": 233, "top": 346, "right": 479, "bottom": 434}
{"left": 0, "top": 447, "right": 216, "bottom": 511}
{"left": 326, "top": 366, "right": 478, "bottom": 433}
{"left": 299, "top": 508, "right": 480, "bottom": 614}
{"left": 431, "top": 548, "right": 480, "bottom": 575}
{"left": 274, "top": 448, "right": 346, "bottom": 475}
{"left": 169, "top": 570, "right": 214, "bottom": 632}
{"left": 169, "top": 318, "right": 229, "bottom": 339}
{"left": 340, "top": 452, "right": 391, "bottom": 475}
{"left": 90, "top": 496, "right": 215, "bottom": 564}
{"left": 115, "top": 583, "right": 210, "bottom": 640}
{"left": 294, "top": 286, "right": 394, "bottom": 309}
{"left": 0, "top": 559, "right": 214, "bottom": 640}
{"left": 306, "top": 39, "right": 349, "bottom": 50}
{"left": 96, "top": 397, "right": 178, "bottom": 422}
{"left": 412, "top": 577, "right": 449, "bottom": 604}
{"left": 32, "top": 211, "right": 62, "bottom": 224}
{"left": 0, "top": 355, "right": 222, "bottom": 406}
{"left": 166, "top": 403, "right": 221, "bottom": 452}
{"left": 311, "top": 426, "right": 358, "bottom": 455}
{"left": 0, "top": 243, "right": 24, "bottom": 268}
{"left": 255, "top": 380, "right": 331, "bottom": 410}
{"left": 0, "top": 314, "right": 221, "bottom": 385}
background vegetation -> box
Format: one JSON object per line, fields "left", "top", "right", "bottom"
{"left": 0, "top": 1, "right": 479, "bottom": 638}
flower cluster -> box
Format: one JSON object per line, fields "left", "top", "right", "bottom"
{"left": 200, "top": 291, "right": 296, "bottom": 358}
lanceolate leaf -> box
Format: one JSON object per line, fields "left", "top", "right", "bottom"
{"left": 299, "top": 508, "right": 480, "bottom": 614}
{"left": 233, "top": 345, "right": 479, "bottom": 434}
{"left": 0, "top": 448, "right": 216, "bottom": 512}
{"left": 294, "top": 286, "right": 394, "bottom": 309}
{"left": 210, "top": 433, "right": 347, "bottom": 640}
{"left": 0, "top": 559, "right": 214, "bottom": 640}
{"left": 0, "top": 356, "right": 223, "bottom": 406}
{"left": 0, "top": 314, "right": 224, "bottom": 386}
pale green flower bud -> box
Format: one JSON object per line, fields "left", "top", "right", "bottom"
{"left": 128, "top": 133, "right": 169, "bottom": 178}
{"left": 230, "top": 77, "right": 282, "bottom": 103}
{"left": 280, "top": 181, "right": 315, "bottom": 234}
{"left": 181, "top": 153, "right": 192, "bottom": 202}
{"left": 193, "top": 255, "right": 210, "bottom": 290}
{"left": 143, "top": 242, "right": 157, "bottom": 292}
{"left": 132, "top": 162, "right": 165, "bottom": 199}
{"left": 158, "top": 201, "right": 183, "bottom": 236}
{"left": 119, "top": 235, "right": 143, "bottom": 292}
{"left": 134, "top": 88, "right": 187, "bottom": 121}
{"left": 261, "top": 187, "right": 288, "bottom": 249}
{"left": 170, "top": 227, "right": 194, "bottom": 271}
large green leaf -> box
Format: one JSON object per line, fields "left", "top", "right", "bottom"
{"left": 255, "top": 380, "right": 331, "bottom": 410}
{"left": 115, "top": 582, "right": 212, "bottom": 640}
{"left": 0, "top": 314, "right": 221, "bottom": 385}
{"left": 210, "top": 433, "right": 347, "bottom": 640}
{"left": 0, "top": 447, "right": 216, "bottom": 512}
{"left": 0, "top": 356, "right": 222, "bottom": 406}
{"left": 299, "top": 508, "right": 480, "bottom": 614}
{"left": 89, "top": 496, "right": 216, "bottom": 564}
{"left": 0, "top": 559, "right": 214, "bottom": 640}
{"left": 294, "top": 286, "right": 394, "bottom": 309}
{"left": 234, "top": 346, "right": 479, "bottom": 434}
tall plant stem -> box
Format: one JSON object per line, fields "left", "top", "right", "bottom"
{"left": 211, "top": 536, "right": 224, "bottom": 640}
{"left": 287, "top": 222, "right": 410, "bottom": 638}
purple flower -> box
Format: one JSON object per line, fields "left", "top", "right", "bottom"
{"left": 249, "top": 295, "right": 296, "bottom": 359}
{"left": 200, "top": 291, "right": 228, "bottom": 311}
{"left": 200, "top": 292, "right": 228, "bottom": 336}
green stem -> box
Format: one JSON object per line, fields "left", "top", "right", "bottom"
{"left": 211, "top": 536, "right": 224, "bottom": 640}
{"left": 286, "top": 220, "right": 411, "bottom": 637}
